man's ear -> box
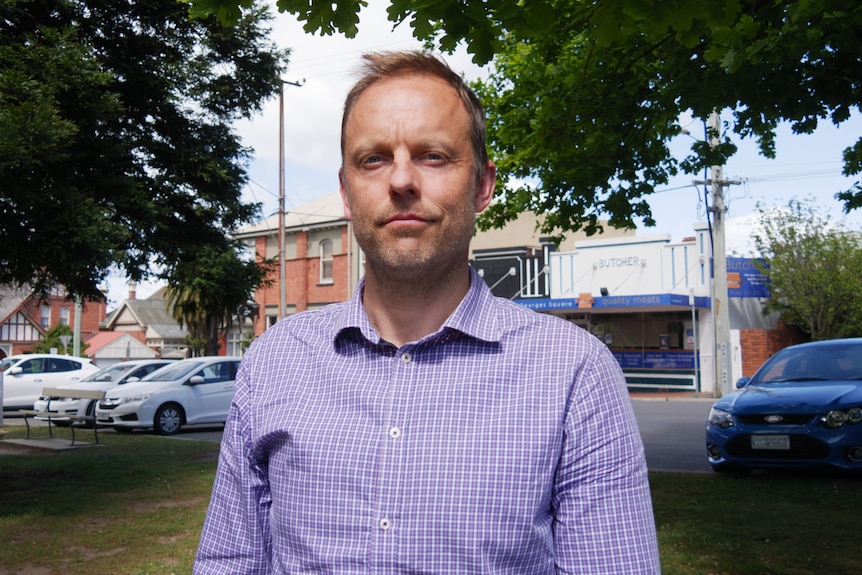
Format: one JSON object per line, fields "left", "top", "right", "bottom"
{"left": 338, "top": 169, "right": 353, "bottom": 220}
{"left": 475, "top": 161, "right": 496, "bottom": 213}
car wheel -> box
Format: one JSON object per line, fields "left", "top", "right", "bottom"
{"left": 711, "top": 462, "right": 751, "bottom": 474}
{"left": 83, "top": 401, "right": 96, "bottom": 429}
{"left": 154, "top": 403, "right": 184, "bottom": 436}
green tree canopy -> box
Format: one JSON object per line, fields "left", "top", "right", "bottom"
{"left": 188, "top": 0, "right": 862, "bottom": 236}
{"left": 1, "top": 0, "right": 287, "bottom": 301}
{"left": 752, "top": 198, "right": 862, "bottom": 341}
{"left": 31, "top": 323, "right": 89, "bottom": 355}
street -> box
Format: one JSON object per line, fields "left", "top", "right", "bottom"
{"left": 631, "top": 397, "right": 714, "bottom": 473}
{"left": 133, "top": 398, "right": 718, "bottom": 473}
{"left": 4, "top": 397, "right": 717, "bottom": 473}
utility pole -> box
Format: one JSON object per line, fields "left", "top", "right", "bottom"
{"left": 694, "top": 111, "right": 740, "bottom": 397}
{"left": 278, "top": 79, "right": 304, "bottom": 321}
{"left": 73, "top": 297, "right": 82, "bottom": 356}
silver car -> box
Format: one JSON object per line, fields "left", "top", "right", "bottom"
{"left": 95, "top": 356, "right": 241, "bottom": 435}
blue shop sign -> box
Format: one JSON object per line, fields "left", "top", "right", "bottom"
{"left": 612, "top": 350, "right": 698, "bottom": 370}
{"left": 518, "top": 294, "right": 711, "bottom": 311}
{"left": 727, "top": 257, "right": 771, "bottom": 298}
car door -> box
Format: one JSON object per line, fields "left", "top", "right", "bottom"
{"left": 3, "top": 357, "right": 47, "bottom": 408}
{"left": 42, "top": 357, "right": 90, "bottom": 386}
{"left": 184, "top": 361, "right": 238, "bottom": 424}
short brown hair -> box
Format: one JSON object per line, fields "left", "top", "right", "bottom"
{"left": 341, "top": 51, "right": 489, "bottom": 183}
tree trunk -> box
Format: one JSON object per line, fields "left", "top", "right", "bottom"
{"left": 206, "top": 314, "right": 221, "bottom": 356}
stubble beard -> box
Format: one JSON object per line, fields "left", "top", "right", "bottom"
{"left": 353, "top": 207, "right": 476, "bottom": 289}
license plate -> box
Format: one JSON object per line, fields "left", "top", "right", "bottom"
{"left": 751, "top": 434, "right": 790, "bottom": 450}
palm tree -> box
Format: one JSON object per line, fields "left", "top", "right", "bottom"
{"left": 165, "top": 242, "right": 273, "bottom": 356}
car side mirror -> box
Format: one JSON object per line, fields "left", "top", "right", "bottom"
{"left": 8, "top": 366, "right": 22, "bottom": 375}
{"left": 125, "top": 377, "right": 140, "bottom": 383}
{"left": 736, "top": 377, "right": 751, "bottom": 389}
{"left": 186, "top": 375, "right": 205, "bottom": 386}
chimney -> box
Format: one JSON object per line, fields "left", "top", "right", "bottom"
{"left": 128, "top": 282, "right": 137, "bottom": 301}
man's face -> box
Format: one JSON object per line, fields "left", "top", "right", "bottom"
{"left": 339, "top": 74, "right": 495, "bottom": 282}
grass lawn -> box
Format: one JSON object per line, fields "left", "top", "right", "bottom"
{"left": 1, "top": 424, "right": 860, "bottom": 574}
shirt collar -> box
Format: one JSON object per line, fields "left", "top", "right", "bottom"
{"left": 333, "top": 266, "right": 502, "bottom": 346}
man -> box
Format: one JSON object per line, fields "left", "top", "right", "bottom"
{"left": 195, "top": 51, "right": 660, "bottom": 573}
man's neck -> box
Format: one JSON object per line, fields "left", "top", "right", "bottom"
{"left": 362, "top": 265, "right": 472, "bottom": 348}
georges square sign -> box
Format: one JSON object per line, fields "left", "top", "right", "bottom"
{"left": 518, "top": 293, "right": 712, "bottom": 312}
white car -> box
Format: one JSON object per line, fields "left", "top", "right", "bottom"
{"left": 95, "top": 356, "right": 241, "bottom": 435}
{"left": 31, "top": 359, "right": 174, "bottom": 426}
{"left": 0, "top": 354, "right": 101, "bottom": 411}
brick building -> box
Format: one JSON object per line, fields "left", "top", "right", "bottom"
{"left": 0, "top": 285, "right": 107, "bottom": 358}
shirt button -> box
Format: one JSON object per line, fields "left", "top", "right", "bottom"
{"left": 379, "top": 518, "right": 392, "bottom": 530}
{"left": 389, "top": 427, "right": 401, "bottom": 439}
{"left": 401, "top": 352, "right": 412, "bottom": 364}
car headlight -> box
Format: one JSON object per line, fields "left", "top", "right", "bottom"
{"left": 120, "top": 394, "right": 153, "bottom": 405}
{"left": 708, "top": 407, "right": 734, "bottom": 429}
{"left": 821, "top": 406, "right": 862, "bottom": 428}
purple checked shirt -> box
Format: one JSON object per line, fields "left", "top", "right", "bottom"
{"left": 195, "top": 268, "right": 660, "bottom": 574}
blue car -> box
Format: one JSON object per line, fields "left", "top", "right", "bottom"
{"left": 706, "top": 338, "right": 862, "bottom": 473}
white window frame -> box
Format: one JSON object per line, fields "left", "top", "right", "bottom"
{"left": 319, "top": 239, "right": 334, "bottom": 284}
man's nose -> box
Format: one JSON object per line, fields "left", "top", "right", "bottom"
{"left": 389, "top": 152, "right": 418, "bottom": 196}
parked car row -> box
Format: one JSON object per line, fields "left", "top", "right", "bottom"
{"left": 2, "top": 355, "right": 242, "bottom": 436}
{"left": 31, "top": 359, "right": 173, "bottom": 427}
{"left": 96, "top": 356, "right": 241, "bottom": 435}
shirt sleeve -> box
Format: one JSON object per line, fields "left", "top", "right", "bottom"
{"left": 194, "top": 359, "right": 273, "bottom": 574}
{"left": 552, "top": 343, "right": 661, "bottom": 574}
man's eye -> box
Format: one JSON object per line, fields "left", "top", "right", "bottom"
{"left": 361, "top": 155, "right": 384, "bottom": 167}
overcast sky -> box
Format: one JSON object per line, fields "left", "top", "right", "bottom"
{"left": 107, "top": 0, "right": 862, "bottom": 305}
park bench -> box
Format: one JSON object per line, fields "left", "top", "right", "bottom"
{"left": 19, "top": 387, "right": 106, "bottom": 446}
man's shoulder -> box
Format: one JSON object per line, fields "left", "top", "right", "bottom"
{"left": 250, "top": 302, "right": 348, "bottom": 351}
{"left": 485, "top": 295, "right": 604, "bottom": 349}
{"left": 491, "top": 296, "right": 584, "bottom": 333}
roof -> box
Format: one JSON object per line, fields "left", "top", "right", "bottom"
{"left": 85, "top": 331, "right": 158, "bottom": 360}
{"left": 0, "top": 284, "right": 32, "bottom": 326}
{"left": 235, "top": 191, "right": 347, "bottom": 238}
{"left": 102, "top": 291, "right": 187, "bottom": 340}
{"left": 85, "top": 330, "right": 125, "bottom": 351}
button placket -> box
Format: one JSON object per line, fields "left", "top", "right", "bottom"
{"left": 373, "top": 346, "right": 414, "bottom": 562}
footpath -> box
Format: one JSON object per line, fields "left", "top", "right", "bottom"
{"left": 629, "top": 390, "right": 715, "bottom": 401}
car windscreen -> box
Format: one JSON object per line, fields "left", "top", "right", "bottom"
{"left": 141, "top": 361, "right": 204, "bottom": 382}
{"left": 83, "top": 363, "right": 137, "bottom": 382}
{"left": 0, "top": 358, "right": 15, "bottom": 372}
{"left": 754, "top": 344, "right": 862, "bottom": 383}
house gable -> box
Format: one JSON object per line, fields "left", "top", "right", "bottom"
{"left": 0, "top": 311, "right": 43, "bottom": 343}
